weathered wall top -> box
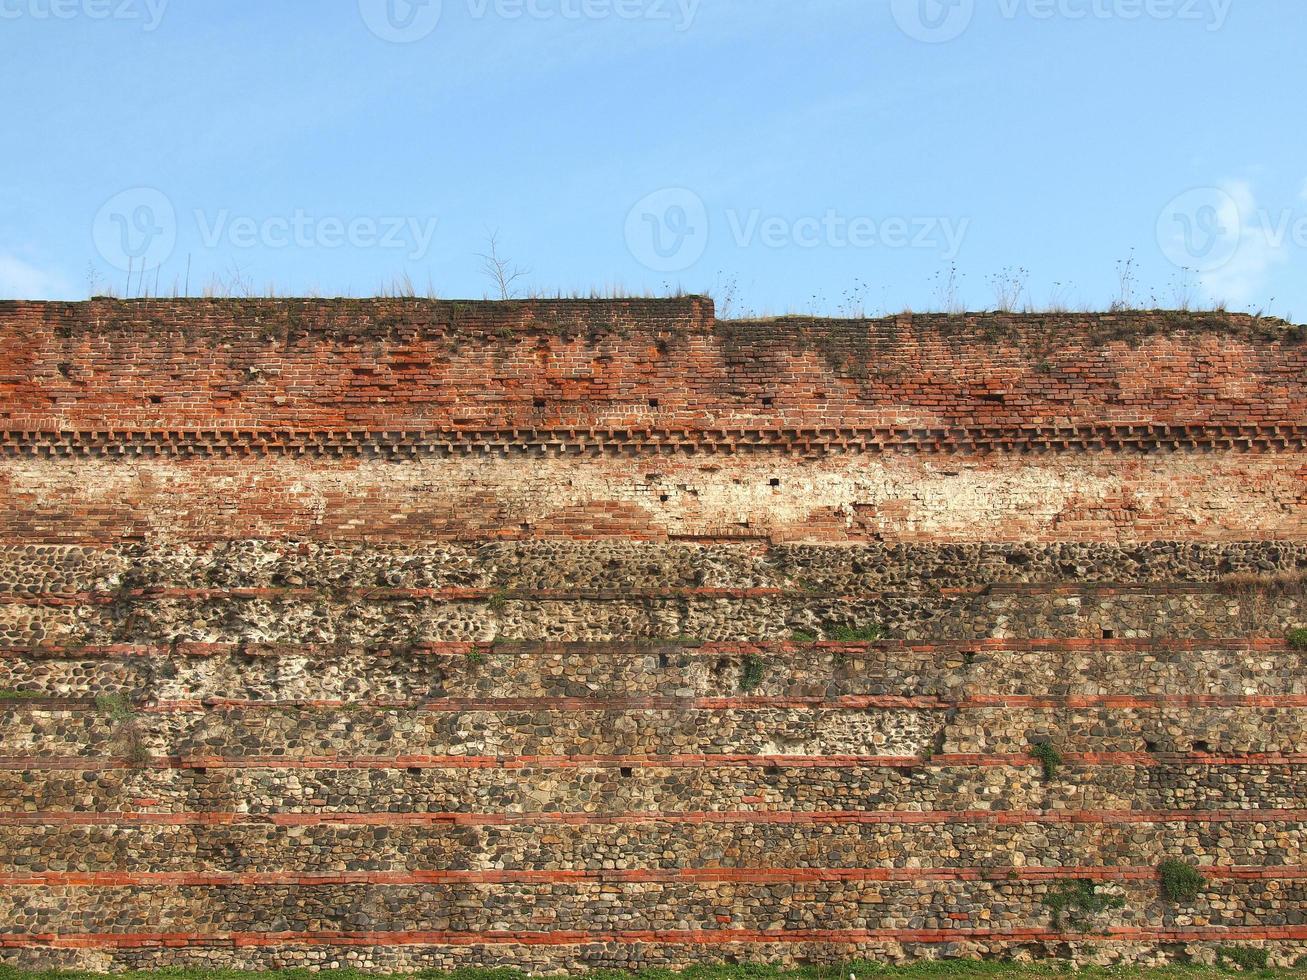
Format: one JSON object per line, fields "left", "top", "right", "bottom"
{"left": 0, "top": 298, "right": 1303, "bottom": 432}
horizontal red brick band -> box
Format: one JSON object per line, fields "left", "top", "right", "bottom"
{"left": 5, "top": 808, "right": 1305, "bottom": 828}
{"left": 6, "top": 751, "right": 1305, "bottom": 773}
{"left": 2, "top": 637, "right": 1295, "bottom": 659}
{"left": 4, "top": 423, "right": 1306, "bottom": 459}
{"left": 1, "top": 865, "right": 1302, "bottom": 889}
{"left": 7, "top": 924, "right": 1307, "bottom": 950}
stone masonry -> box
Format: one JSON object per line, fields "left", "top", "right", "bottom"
{"left": 0, "top": 298, "right": 1305, "bottom": 971}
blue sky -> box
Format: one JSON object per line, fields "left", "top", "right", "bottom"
{"left": 2, "top": 0, "right": 1304, "bottom": 317}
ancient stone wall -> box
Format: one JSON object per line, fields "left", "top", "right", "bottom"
{"left": 1, "top": 298, "right": 1305, "bottom": 971}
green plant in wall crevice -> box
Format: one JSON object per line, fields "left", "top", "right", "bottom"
{"left": 1158, "top": 859, "right": 1206, "bottom": 903}
{"left": 95, "top": 693, "right": 151, "bottom": 768}
{"left": 739, "top": 654, "right": 767, "bottom": 692}
{"left": 1029, "top": 740, "right": 1064, "bottom": 781}
{"left": 1288, "top": 627, "right": 1307, "bottom": 651}
{"left": 0, "top": 690, "right": 43, "bottom": 702}
{"left": 95, "top": 693, "right": 136, "bottom": 723}
{"left": 1217, "top": 946, "right": 1271, "bottom": 971}
{"left": 828, "top": 624, "right": 883, "bottom": 643}
{"left": 1042, "top": 878, "right": 1125, "bottom": 928}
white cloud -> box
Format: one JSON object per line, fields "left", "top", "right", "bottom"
{"left": 1198, "top": 179, "right": 1290, "bottom": 306}
{"left": 0, "top": 253, "right": 71, "bottom": 300}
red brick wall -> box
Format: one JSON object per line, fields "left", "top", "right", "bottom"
{"left": 2, "top": 299, "right": 1306, "bottom": 972}
{"left": 1, "top": 299, "right": 1303, "bottom": 432}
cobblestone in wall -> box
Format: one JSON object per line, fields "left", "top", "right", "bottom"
{"left": 1, "top": 541, "right": 1304, "bottom": 594}
{"left": 5, "top": 878, "right": 1307, "bottom": 936}
{"left": 3, "top": 640, "right": 1303, "bottom": 702}
{"left": 5, "top": 818, "right": 1304, "bottom": 875}
{"left": 2, "top": 704, "right": 944, "bottom": 761}
{"left": 4, "top": 761, "right": 1306, "bottom": 816}
{"left": 1, "top": 587, "right": 1301, "bottom": 647}
{"left": 5, "top": 939, "right": 1307, "bottom": 975}
{"left": 8, "top": 701, "right": 1307, "bottom": 762}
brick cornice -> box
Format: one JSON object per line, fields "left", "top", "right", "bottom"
{"left": 2, "top": 423, "right": 1306, "bottom": 457}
